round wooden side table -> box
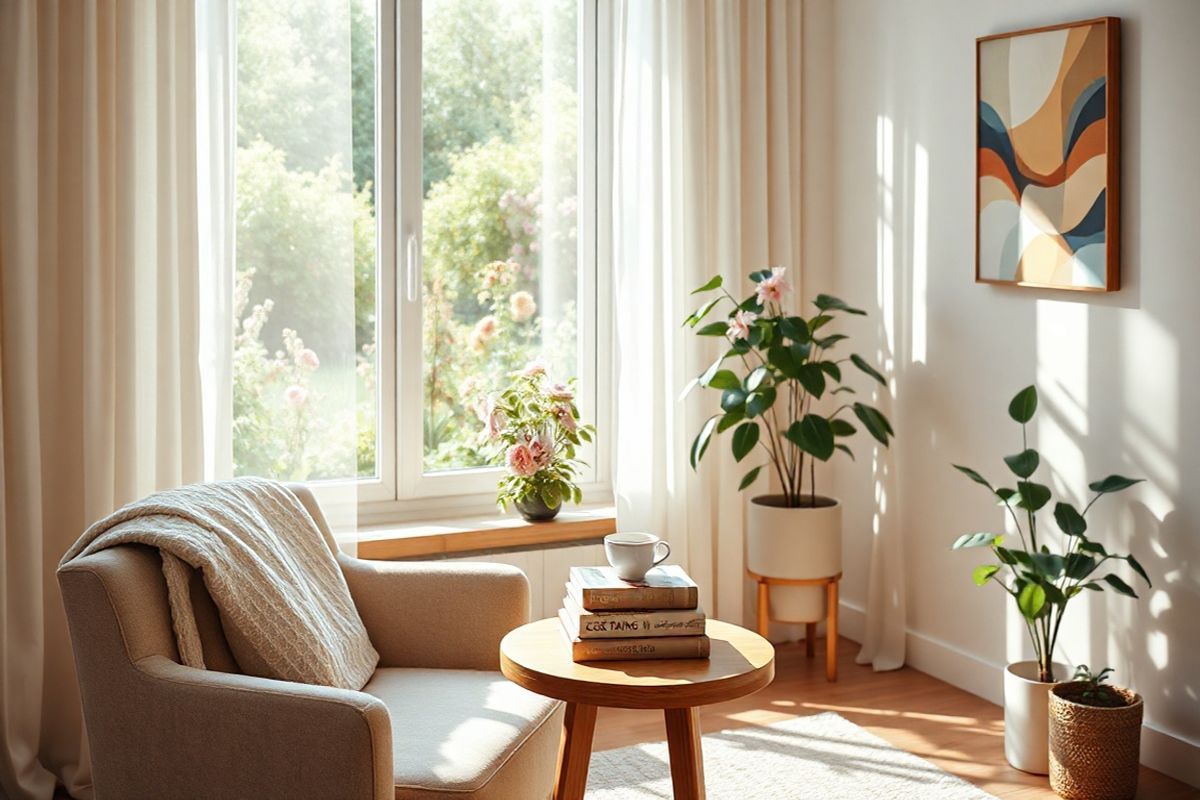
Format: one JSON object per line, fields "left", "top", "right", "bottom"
{"left": 499, "top": 618, "right": 775, "bottom": 800}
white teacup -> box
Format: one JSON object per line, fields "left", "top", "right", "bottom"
{"left": 604, "top": 532, "right": 671, "bottom": 582}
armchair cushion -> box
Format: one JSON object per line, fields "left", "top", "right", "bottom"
{"left": 362, "top": 668, "right": 563, "bottom": 799}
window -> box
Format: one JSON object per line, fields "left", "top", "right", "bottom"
{"left": 234, "top": 0, "right": 607, "bottom": 519}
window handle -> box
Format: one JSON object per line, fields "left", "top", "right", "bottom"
{"left": 405, "top": 232, "right": 419, "bottom": 302}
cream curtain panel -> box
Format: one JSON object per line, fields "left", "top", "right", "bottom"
{"left": 0, "top": 1, "right": 230, "bottom": 797}
{"left": 610, "top": 0, "right": 804, "bottom": 626}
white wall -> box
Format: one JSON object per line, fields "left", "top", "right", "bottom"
{"left": 804, "top": 0, "right": 1200, "bottom": 786}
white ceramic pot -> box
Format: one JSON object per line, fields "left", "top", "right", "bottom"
{"left": 1004, "top": 660, "right": 1071, "bottom": 775}
{"left": 746, "top": 495, "right": 841, "bottom": 622}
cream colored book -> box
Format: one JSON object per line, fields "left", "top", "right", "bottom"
{"left": 566, "top": 564, "right": 699, "bottom": 610}
{"left": 560, "top": 590, "right": 706, "bottom": 639}
{"left": 557, "top": 608, "right": 710, "bottom": 662}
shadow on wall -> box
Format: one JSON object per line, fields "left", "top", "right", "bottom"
{"left": 828, "top": 0, "right": 1200, "bottom": 772}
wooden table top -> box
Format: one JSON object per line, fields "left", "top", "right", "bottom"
{"left": 499, "top": 618, "right": 775, "bottom": 710}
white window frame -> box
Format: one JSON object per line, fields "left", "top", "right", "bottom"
{"left": 350, "top": 0, "right": 611, "bottom": 525}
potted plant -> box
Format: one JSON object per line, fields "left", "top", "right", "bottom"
{"left": 685, "top": 267, "right": 894, "bottom": 622}
{"left": 480, "top": 360, "right": 594, "bottom": 522}
{"left": 1049, "top": 666, "right": 1144, "bottom": 800}
{"left": 951, "top": 385, "right": 1150, "bottom": 774}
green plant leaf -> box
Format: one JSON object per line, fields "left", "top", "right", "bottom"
{"left": 850, "top": 354, "right": 887, "bottom": 386}
{"left": 1053, "top": 502, "right": 1088, "bottom": 536}
{"left": 1080, "top": 582, "right": 1103, "bottom": 591}
{"left": 1018, "top": 583, "right": 1047, "bottom": 620}
{"left": 738, "top": 465, "right": 764, "bottom": 491}
{"left": 698, "top": 354, "right": 726, "bottom": 386}
{"left": 953, "top": 465, "right": 993, "bottom": 489}
{"left": 994, "top": 487, "right": 1017, "bottom": 505}
{"left": 689, "top": 415, "right": 719, "bottom": 469}
{"left": 1004, "top": 449, "right": 1040, "bottom": 478}
{"left": 720, "top": 388, "right": 746, "bottom": 413}
{"left": 732, "top": 422, "right": 760, "bottom": 462}
{"left": 952, "top": 532, "right": 1001, "bottom": 549}
{"left": 787, "top": 415, "right": 835, "bottom": 460}
{"left": 1103, "top": 573, "right": 1138, "bottom": 598}
{"left": 1064, "top": 552, "right": 1097, "bottom": 580}
{"left": 748, "top": 269, "right": 772, "bottom": 283}
{"left": 1079, "top": 540, "right": 1108, "bottom": 557}
{"left": 779, "top": 316, "right": 810, "bottom": 343}
{"left": 684, "top": 297, "right": 723, "bottom": 328}
{"left": 716, "top": 410, "right": 744, "bottom": 433}
{"left": 696, "top": 321, "right": 729, "bottom": 336}
{"left": 1125, "top": 555, "right": 1151, "bottom": 587}
{"left": 832, "top": 386, "right": 856, "bottom": 395}
{"left": 815, "top": 333, "right": 849, "bottom": 349}
{"left": 973, "top": 564, "right": 1001, "bottom": 586}
{"left": 796, "top": 364, "right": 826, "bottom": 397}
{"left": 1016, "top": 481, "right": 1052, "bottom": 512}
{"left": 707, "top": 369, "right": 741, "bottom": 390}
{"left": 1008, "top": 385, "right": 1038, "bottom": 424}
{"left": 817, "top": 361, "right": 842, "bottom": 382}
{"left": 852, "top": 403, "right": 893, "bottom": 445}
{"left": 745, "top": 366, "right": 771, "bottom": 392}
{"left": 995, "top": 546, "right": 1018, "bottom": 565}
{"left": 809, "top": 314, "right": 833, "bottom": 333}
{"left": 835, "top": 444, "right": 854, "bottom": 460}
{"left": 1042, "top": 582, "right": 1066, "bottom": 606}
{"left": 745, "top": 387, "right": 777, "bottom": 417}
{"left": 814, "top": 293, "right": 867, "bottom": 315}
{"left": 1031, "top": 552, "right": 1065, "bottom": 579}
{"left": 830, "top": 419, "right": 856, "bottom": 437}
{"left": 1088, "top": 475, "right": 1145, "bottom": 494}
{"left": 691, "top": 275, "right": 723, "bottom": 294}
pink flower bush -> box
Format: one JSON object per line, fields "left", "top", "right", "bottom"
{"left": 755, "top": 266, "right": 791, "bottom": 306}
{"left": 296, "top": 348, "right": 320, "bottom": 370}
{"left": 727, "top": 309, "right": 758, "bottom": 340}
{"left": 506, "top": 443, "right": 538, "bottom": 477}
{"left": 469, "top": 315, "right": 500, "bottom": 351}
{"left": 510, "top": 291, "right": 537, "bottom": 323}
{"left": 284, "top": 385, "right": 308, "bottom": 408}
{"left": 548, "top": 382, "right": 574, "bottom": 401}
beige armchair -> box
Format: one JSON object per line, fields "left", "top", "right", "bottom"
{"left": 57, "top": 484, "right": 564, "bottom": 800}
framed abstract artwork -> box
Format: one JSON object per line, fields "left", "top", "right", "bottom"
{"left": 976, "top": 17, "right": 1120, "bottom": 291}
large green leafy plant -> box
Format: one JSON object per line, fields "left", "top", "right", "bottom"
{"left": 684, "top": 267, "right": 893, "bottom": 507}
{"left": 952, "top": 385, "right": 1151, "bottom": 682}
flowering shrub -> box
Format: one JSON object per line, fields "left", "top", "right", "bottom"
{"left": 479, "top": 362, "right": 594, "bottom": 511}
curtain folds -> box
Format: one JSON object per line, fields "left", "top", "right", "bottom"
{"left": 610, "top": 0, "right": 804, "bottom": 626}
{"left": 0, "top": 1, "right": 227, "bottom": 796}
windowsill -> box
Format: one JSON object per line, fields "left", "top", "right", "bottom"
{"left": 354, "top": 504, "right": 616, "bottom": 560}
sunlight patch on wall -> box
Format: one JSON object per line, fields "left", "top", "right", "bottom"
{"left": 910, "top": 144, "right": 929, "bottom": 364}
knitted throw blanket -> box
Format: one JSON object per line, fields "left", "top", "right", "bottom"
{"left": 61, "top": 478, "right": 379, "bottom": 690}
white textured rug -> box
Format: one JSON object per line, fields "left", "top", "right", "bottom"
{"left": 587, "top": 712, "right": 996, "bottom": 799}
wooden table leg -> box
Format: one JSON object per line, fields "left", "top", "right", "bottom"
{"left": 554, "top": 702, "right": 597, "bottom": 800}
{"left": 756, "top": 580, "right": 769, "bottom": 638}
{"left": 826, "top": 579, "right": 839, "bottom": 682}
{"left": 664, "top": 707, "right": 706, "bottom": 800}
{"left": 805, "top": 622, "right": 816, "bottom": 658}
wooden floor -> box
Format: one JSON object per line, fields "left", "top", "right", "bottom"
{"left": 592, "top": 637, "right": 1198, "bottom": 799}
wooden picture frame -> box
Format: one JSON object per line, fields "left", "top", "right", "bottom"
{"left": 975, "top": 17, "right": 1121, "bottom": 292}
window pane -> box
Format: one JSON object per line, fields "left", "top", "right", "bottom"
{"left": 233, "top": 0, "right": 378, "bottom": 481}
{"left": 421, "top": 0, "right": 580, "bottom": 472}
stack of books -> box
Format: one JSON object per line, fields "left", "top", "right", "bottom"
{"left": 557, "top": 565, "right": 710, "bottom": 662}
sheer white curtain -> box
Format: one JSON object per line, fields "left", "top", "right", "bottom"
{"left": 610, "top": 0, "right": 804, "bottom": 625}
{"left": 0, "top": 1, "right": 232, "bottom": 797}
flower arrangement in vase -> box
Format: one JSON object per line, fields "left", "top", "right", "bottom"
{"left": 480, "top": 360, "right": 594, "bottom": 521}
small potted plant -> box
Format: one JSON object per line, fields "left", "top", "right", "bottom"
{"left": 1049, "top": 665, "right": 1144, "bottom": 800}
{"left": 951, "top": 385, "right": 1150, "bottom": 774}
{"left": 684, "top": 267, "right": 893, "bottom": 623}
{"left": 480, "top": 359, "right": 594, "bottom": 522}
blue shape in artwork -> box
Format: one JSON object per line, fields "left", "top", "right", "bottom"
{"left": 1062, "top": 190, "right": 1106, "bottom": 253}
{"left": 1063, "top": 79, "right": 1106, "bottom": 159}
{"left": 978, "top": 101, "right": 1030, "bottom": 195}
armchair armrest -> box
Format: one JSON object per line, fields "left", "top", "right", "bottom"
{"left": 125, "top": 656, "right": 392, "bottom": 799}
{"left": 339, "top": 555, "right": 529, "bottom": 670}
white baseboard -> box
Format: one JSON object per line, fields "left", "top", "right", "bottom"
{"left": 836, "top": 600, "right": 1200, "bottom": 789}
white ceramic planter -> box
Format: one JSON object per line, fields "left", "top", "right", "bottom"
{"left": 746, "top": 495, "right": 842, "bottom": 622}
{"left": 1004, "top": 660, "right": 1070, "bottom": 775}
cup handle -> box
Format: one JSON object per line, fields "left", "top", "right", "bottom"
{"left": 652, "top": 541, "right": 671, "bottom": 568}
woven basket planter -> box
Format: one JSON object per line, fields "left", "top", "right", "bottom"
{"left": 1049, "top": 682, "right": 1143, "bottom": 800}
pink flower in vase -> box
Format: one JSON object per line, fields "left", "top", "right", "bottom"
{"left": 530, "top": 432, "right": 554, "bottom": 468}
{"left": 755, "top": 266, "right": 791, "bottom": 306}
{"left": 727, "top": 309, "right": 758, "bottom": 340}
{"left": 554, "top": 404, "right": 577, "bottom": 432}
{"left": 506, "top": 443, "right": 538, "bottom": 477}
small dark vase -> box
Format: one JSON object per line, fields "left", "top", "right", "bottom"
{"left": 515, "top": 495, "right": 561, "bottom": 522}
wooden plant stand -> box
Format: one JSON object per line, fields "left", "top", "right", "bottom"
{"left": 748, "top": 569, "right": 841, "bottom": 682}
